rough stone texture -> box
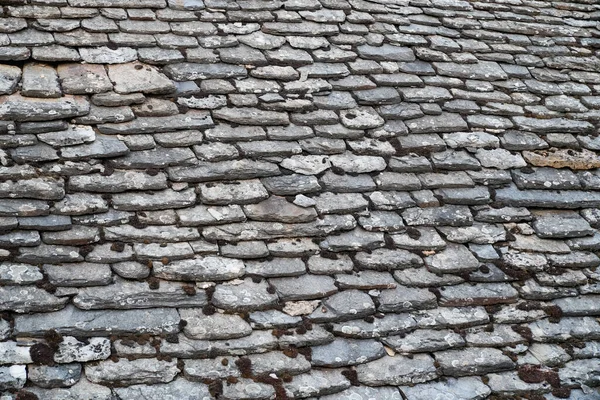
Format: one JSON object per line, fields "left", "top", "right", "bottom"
{"left": 1, "top": 1, "right": 600, "bottom": 397}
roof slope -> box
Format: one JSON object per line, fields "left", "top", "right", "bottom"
{"left": 1, "top": 0, "right": 600, "bottom": 398}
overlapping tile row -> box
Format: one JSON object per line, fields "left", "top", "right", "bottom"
{"left": 1, "top": 0, "right": 600, "bottom": 398}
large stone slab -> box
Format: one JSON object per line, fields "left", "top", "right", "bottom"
{"left": 163, "top": 63, "right": 247, "bottom": 81}
{"left": 0, "top": 286, "right": 68, "bottom": 313}
{"left": 86, "top": 358, "right": 179, "bottom": 386}
{"left": 57, "top": 63, "right": 112, "bottom": 94}
{"left": 0, "top": 94, "right": 90, "bottom": 121}
{"left": 213, "top": 107, "right": 290, "bottom": 125}
{"left": 153, "top": 256, "right": 245, "bottom": 281}
{"left": 356, "top": 354, "right": 438, "bottom": 385}
{"left": 108, "top": 62, "right": 176, "bottom": 94}
{"left": 97, "top": 111, "right": 214, "bottom": 134}
{"left": 73, "top": 277, "right": 207, "bottom": 310}
{"left": 14, "top": 305, "right": 180, "bottom": 337}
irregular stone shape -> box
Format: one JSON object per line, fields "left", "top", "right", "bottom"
{"left": 180, "top": 309, "right": 251, "bottom": 340}
{"left": 533, "top": 212, "right": 594, "bottom": 238}
{"left": 513, "top": 116, "right": 593, "bottom": 134}
{"left": 112, "top": 188, "right": 195, "bottom": 211}
{"left": 280, "top": 155, "right": 331, "bottom": 175}
{"left": 0, "top": 65, "right": 21, "bottom": 95}
{"left": 247, "top": 351, "right": 310, "bottom": 376}
{"left": 283, "top": 370, "right": 350, "bottom": 399}
{"left": 79, "top": 46, "right": 137, "bottom": 64}
{"left": 69, "top": 170, "right": 167, "bottom": 193}
{"left": 439, "top": 283, "right": 518, "bottom": 306}
{"left": 0, "top": 365, "right": 26, "bottom": 390}
{"left": 400, "top": 377, "right": 491, "bottom": 400}
{"left": 406, "top": 113, "right": 468, "bottom": 133}
{"left": 321, "top": 387, "right": 403, "bottom": 400}
{"left": 202, "top": 214, "right": 356, "bottom": 241}
{"left": 98, "top": 111, "right": 214, "bottom": 134}
{"left": 115, "top": 378, "right": 211, "bottom": 400}
{"left": 245, "top": 257, "right": 305, "bottom": 277}
{"left": 153, "top": 256, "right": 245, "bottom": 281}
{"left": 108, "top": 62, "right": 176, "bottom": 94}
{"left": 378, "top": 286, "right": 437, "bottom": 312}
{"left": 73, "top": 278, "right": 207, "bottom": 310}
{"left": 496, "top": 185, "right": 600, "bottom": 209}
{"left": 21, "top": 63, "right": 61, "bottom": 98}
{"left": 103, "top": 225, "right": 199, "bottom": 243}
{"left": 163, "top": 63, "right": 247, "bottom": 81}
{"left": 212, "top": 278, "right": 278, "bottom": 311}
{"left": 553, "top": 296, "right": 600, "bottom": 317}
{"left": 57, "top": 63, "right": 112, "bottom": 94}
{"left": 340, "top": 107, "right": 385, "bottom": 129}
{"left": 434, "top": 61, "right": 508, "bottom": 80}
{"left": 384, "top": 329, "right": 465, "bottom": 353}
{"left": 44, "top": 263, "right": 111, "bottom": 287}
{"left": 357, "top": 44, "right": 415, "bottom": 61}
{"left": 60, "top": 135, "right": 129, "bottom": 160}
{"left": 199, "top": 179, "right": 268, "bottom": 205}
{"left": 311, "top": 338, "right": 384, "bottom": 367}
{"left": 0, "top": 94, "right": 90, "bottom": 121}
{"left": 222, "top": 378, "right": 276, "bottom": 400}
{"left": 242, "top": 196, "right": 316, "bottom": 223}
{"left": 0, "top": 286, "right": 68, "bottom": 313}
{"left": 559, "top": 359, "right": 600, "bottom": 387}
{"left": 26, "top": 377, "right": 112, "bottom": 400}
{"left": 424, "top": 243, "right": 480, "bottom": 274}
{"left": 14, "top": 305, "right": 180, "bottom": 337}
{"left": 54, "top": 337, "right": 111, "bottom": 363}
{"left": 403, "top": 205, "right": 473, "bottom": 227}
{"left": 177, "top": 205, "right": 245, "bottom": 226}
{"left": 270, "top": 274, "right": 338, "bottom": 301}
{"left": 523, "top": 148, "right": 600, "bottom": 170}
{"left": 86, "top": 358, "right": 179, "bottom": 386}
{"left": 38, "top": 125, "right": 95, "bottom": 147}
{"left": 356, "top": 354, "right": 438, "bottom": 385}
{"left": 310, "top": 290, "right": 375, "bottom": 322}
{"left": 169, "top": 160, "right": 280, "bottom": 182}
{"left": 0, "top": 341, "right": 33, "bottom": 365}
{"left": 28, "top": 363, "right": 82, "bottom": 388}
{"left": 436, "top": 348, "right": 515, "bottom": 377}
{"left": 0, "top": 263, "right": 43, "bottom": 284}
{"left": 0, "top": 230, "right": 40, "bottom": 248}
{"left": 213, "top": 107, "right": 289, "bottom": 125}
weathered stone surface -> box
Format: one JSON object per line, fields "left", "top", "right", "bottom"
{"left": 14, "top": 305, "right": 180, "bottom": 336}
{"left": 69, "top": 170, "right": 167, "bottom": 193}
{"left": 283, "top": 369, "right": 350, "bottom": 398}
{"left": 202, "top": 214, "right": 355, "bottom": 241}
{"left": 164, "top": 63, "right": 247, "bottom": 81}
{"left": 0, "top": 286, "right": 68, "bottom": 313}
{"left": 21, "top": 63, "right": 61, "bottom": 98}
{"left": 98, "top": 111, "right": 214, "bottom": 134}
{"left": 356, "top": 354, "right": 438, "bottom": 385}
{"left": 26, "top": 377, "right": 113, "bottom": 400}
{"left": 115, "top": 379, "right": 211, "bottom": 400}
{"left": 523, "top": 148, "right": 600, "bottom": 170}
{"left": 54, "top": 337, "right": 111, "bottom": 364}
{"left": 180, "top": 309, "right": 251, "bottom": 340}
{"left": 169, "top": 160, "right": 280, "bottom": 182}
{"left": 86, "top": 358, "right": 179, "bottom": 386}
{"left": 311, "top": 338, "right": 384, "bottom": 367}
{"left": 270, "top": 274, "right": 337, "bottom": 301}
{"left": 73, "top": 277, "right": 207, "bottom": 310}
{"left": 108, "top": 62, "right": 176, "bottom": 94}
{"left": 400, "top": 377, "right": 491, "bottom": 400}
{"left": 28, "top": 363, "right": 82, "bottom": 388}
{"left": 437, "top": 348, "right": 515, "bottom": 377}
{"left": 153, "top": 256, "right": 244, "bottom": 281}
{"left": 0, "top": 94, "right": 90, "bottom": 121}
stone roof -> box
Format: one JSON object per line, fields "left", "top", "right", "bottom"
{"left": 1, "top": 0, "right": 600, "bottom": 398}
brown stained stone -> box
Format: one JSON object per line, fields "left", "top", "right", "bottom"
{"left": 523, "top": 148, "right": 600, "bottom": 170}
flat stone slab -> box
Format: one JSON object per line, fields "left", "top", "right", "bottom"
{"left": 14, "top": 305, "right": 180, "bottom": 337}
{"left": 0, "top": 94, "right": 90, "bottom": 121}
{"left": 108, "top": 62, "right": 176, "bottom": 94}
{"left": 356, "top": 354, "right": 438, "bottom": 385}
